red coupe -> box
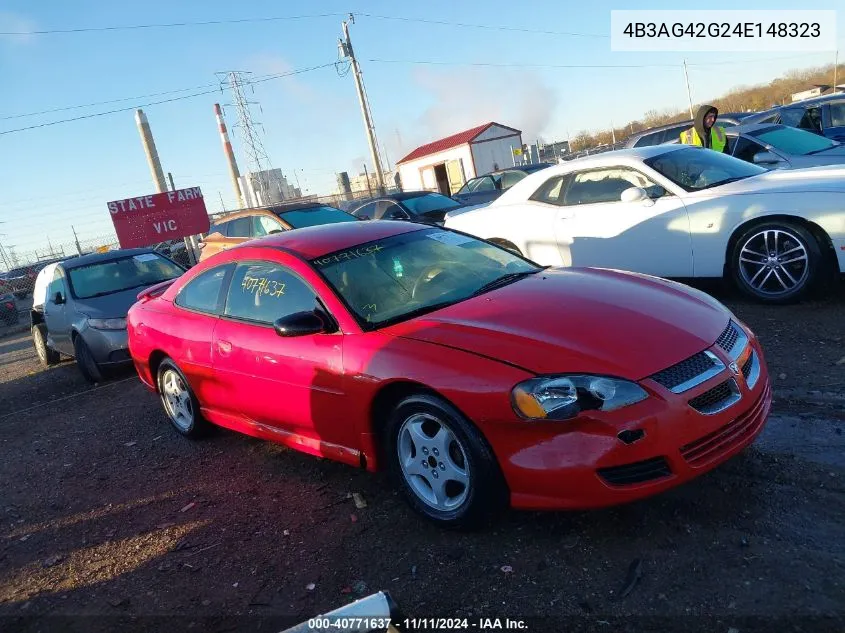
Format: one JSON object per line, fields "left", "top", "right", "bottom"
{"left": 128, "top": 221, "right": 771, "bottom": 528}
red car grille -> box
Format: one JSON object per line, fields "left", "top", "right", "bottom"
{"left": 597, "top": 456, "right": 672, "bottom": 486}
{"left": 716, "top": 320, "right": 739, "bottom": 354}
{"left": 680, "top": 385, "right": 770, "bottom": 468}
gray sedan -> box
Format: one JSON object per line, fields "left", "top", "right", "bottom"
{"left": 724, "top": 123, "right": 845, "bottom": 169}
{"left": 31, "top": 248, "right": 184, "bottom": 382}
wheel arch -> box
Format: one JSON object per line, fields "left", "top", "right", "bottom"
{"left": 367, "top": 379, "right": 500, "bottom": 474}
{"left": 148, "top": 350, "right": 169, "bottom": 391}
{"left": 723, "top": 213, "right": 837, "bottom": 277}
{"left": 368, "top": 380, "right": 442, "bottom": 470}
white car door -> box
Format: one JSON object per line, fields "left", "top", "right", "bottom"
{"left": 551, "top": 166, "right": 694, "bottom": 277}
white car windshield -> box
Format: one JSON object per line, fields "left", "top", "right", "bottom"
{"left": 645, "top": 147, "right": 766, "bottom": 191}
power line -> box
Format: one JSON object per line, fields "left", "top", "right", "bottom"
{"left": 0, "top": 13, "right": 345, "bottom": 36}
{"left": 357, "top": 13, "right": 607, "bottom": 38}
{"left": 0, "top": 11, "right": 606, "bottom": 39}
{"left": 0, "top": 63, "right": 338, "bottom": 136}
{"left": 367, "top": 52, "right": 833, "bottom": 70}
{"left": 368, "top": 58, "right": 685, "bottom": 69}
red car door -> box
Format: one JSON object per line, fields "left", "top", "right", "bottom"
{"left": 167, "top": 264, "right": 233, "bottom": 410}
{"left": 210, "top": 260, "right": 349, "bottom": 452}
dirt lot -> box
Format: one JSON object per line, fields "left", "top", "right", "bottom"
{"left": 1, "top": 281, "right": 843, "bottom": 633}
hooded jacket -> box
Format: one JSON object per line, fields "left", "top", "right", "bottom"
{"left": 680, "top": 104, "right": 726, "bottom": 151}
{"left": 694, "top": 104, "right": 719, "bottom": 148}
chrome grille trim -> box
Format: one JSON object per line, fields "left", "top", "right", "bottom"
{"left": 743, "top": 350, "right": 761, "bottom": 390}
{"left": 716, "top": 320, "right": 749, "bottom": 361}
{"left": 689, "top": 378, "right": 742, "bottom": 415}
{"left": 650, "top": 350, "right": 726, "bottom": 395}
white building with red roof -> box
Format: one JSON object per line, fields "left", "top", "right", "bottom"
{"left": 396, "top": 122, "right": 522, "bottom": 195}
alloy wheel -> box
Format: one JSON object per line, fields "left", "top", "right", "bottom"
{"left": 161, "top": 368, "right": 194, "bottom": 431}
{"left": 737, "top": 228, "right": 809, "bottom": 297}
{"left": 397, "top": 413, "right": 471, "bottom": 511}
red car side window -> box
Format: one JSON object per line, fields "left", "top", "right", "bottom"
{"left": 224, "top": 262, "right": 319, "bottom": 325}
{"left": 175, "top": 266, "right": 230, "bottom": 314}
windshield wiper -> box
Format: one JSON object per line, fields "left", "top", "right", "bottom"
{"left": 472, "top": 269, "right": 544, "bottom": 296}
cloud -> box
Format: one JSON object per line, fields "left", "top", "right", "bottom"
{"left": 393, "top": 67, "right": 558, "bottom": 157}
{"left": 0, "top": 11, "right": 37, "bottom": 45}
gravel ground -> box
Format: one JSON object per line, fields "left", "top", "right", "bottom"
{"left": 0, "top": 281, "right": 843, "bottom": 633}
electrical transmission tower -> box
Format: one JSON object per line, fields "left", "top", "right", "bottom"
{"left": 216, "top": 71, "right": 273, "bottom": 205}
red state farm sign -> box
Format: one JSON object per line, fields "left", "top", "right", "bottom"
{"left": 107, "top": 186, "right": 211, "bottom": 248}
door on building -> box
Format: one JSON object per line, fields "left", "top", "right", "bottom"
{"left": 445, "top": 159, "right": 466, "bottom": 194}
{"left": 433, "top": 164, "right": 450, "bottom": 196}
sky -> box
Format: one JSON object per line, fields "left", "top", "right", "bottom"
{"left": 0, "top": 0, "right": 843, "bottom": 265}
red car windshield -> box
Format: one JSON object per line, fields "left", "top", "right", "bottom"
{"left": 312, "top": 228, "right": 540, "bottom": 328}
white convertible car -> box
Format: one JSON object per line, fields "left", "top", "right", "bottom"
{"left": 444, "top": 145, "right": 845, "bottom": 303}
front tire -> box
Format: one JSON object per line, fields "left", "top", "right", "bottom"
{"left": 32, "top": 324, "right": 59, "bottom": 366}
{"left": 385, "top": 394, "right": 506, "bottom": 529}
{"left": 730, "top": 221, "right": 823, "bottom": 304}
{"left": 157, "top": 359, "right": 209, "bottom": 438}
{"left": 74, "top": 336, "right": 102, "bottom": 383}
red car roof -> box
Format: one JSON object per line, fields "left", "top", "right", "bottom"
{"left": 245, "top": 220, "right": 427, "bottom": 260}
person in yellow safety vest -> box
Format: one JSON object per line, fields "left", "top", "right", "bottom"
{"left": 679, "top": 104, "right": 727, "bottom": 152}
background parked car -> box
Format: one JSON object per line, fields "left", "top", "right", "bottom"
{"left": 31, "top": 249, "right": 185, "bottom": 382}
{"left": 741, "top": 93, "right": 845, "bottom": 142}
{"left": 200, "top": 202, "right": 358, "bottom": 262}
{"left": 0, "top": 265, "right": 38, "bottom": 299}
{"left": 723, "top": 123, "right": 845, "bottom": 169}
{"left": 350, "top": 191, "right": 490, "bottom": 225}
{"left": 444, "top": 145, "right": 845, "bottom": 304}
{"left": 452, "top": 164, "right": 554, "bottom": 205}
{"left": 0, "top": 293, "right": 18, "bottom": 326}
{"left": 625, "top": 112, "right": 756, "bottom": 149}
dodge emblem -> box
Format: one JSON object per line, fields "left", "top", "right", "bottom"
{"left": 729, "top": 361, "right": 740, "bottom": 375}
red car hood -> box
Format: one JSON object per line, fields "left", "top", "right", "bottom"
{"left": 386, "top": 268, "right": 731, "bottom": 380}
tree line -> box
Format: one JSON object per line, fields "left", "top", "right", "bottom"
{"left": 567, "top": 62, "right": 843, "bottom": 152}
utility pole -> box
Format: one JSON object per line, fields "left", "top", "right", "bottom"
{"left": 339, "top": 14, "right": 385, "bottom": 194}
{"left": 165, "top": 172, "right": 197, "bottom": 265}
{"left": 363, "top": 164, "right": 371, "bottom": 194}
{"left": 71, "top": 226, "right": 82, "bottom": 256}
{"left": 610, "top": 121, "right": 616, "bottom": 144}
{"left": 218, "top": 192, "right": 227, "bottom": 211}
{"left": 835, "top": 49, "right": 839, "bottom": 91}
{"left": 683, "top": 59, "right": 694, "bottom": 119}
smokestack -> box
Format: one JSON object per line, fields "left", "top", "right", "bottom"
{"left": 336, "top": 172, "right": 352, "bottom": 201}
{"left": 134, "top": 109, "right": 167, "bottom": 193}
{"left": 214, "top": 104, "right": 245, "bottom": 208}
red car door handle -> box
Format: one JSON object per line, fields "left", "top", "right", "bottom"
{"left": 217, "top": 340, "right": 232, "bottom": 355}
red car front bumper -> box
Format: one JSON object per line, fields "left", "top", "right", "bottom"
{"left": 487, "top": 338, "right": 771, "bottom": 511}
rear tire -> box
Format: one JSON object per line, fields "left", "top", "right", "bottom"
{"left": 730, "top": 221, "right": 823, "bottom": 304}
{"left": 157, "top": 359, "right": 210, "bottom": 439}
{"left": 32, "top": 325, "right": 59, "bottom": 367}
{"left": 74, "top": 336, "right": 103, "bottom": 383}
{"left": 384, "top": 393, "right": 507, "bottom": 530}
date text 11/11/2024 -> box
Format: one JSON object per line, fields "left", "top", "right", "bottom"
{"left": 305, "top": 617, "right": 528, "bottom": 631}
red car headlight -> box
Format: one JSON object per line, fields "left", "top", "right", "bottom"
{"left": 512, "top": 375, "right": 648, "bottom": 421}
